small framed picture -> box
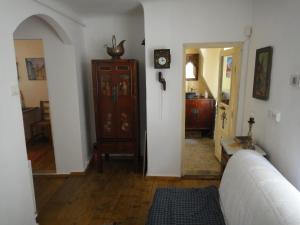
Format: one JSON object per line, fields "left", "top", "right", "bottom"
{"left": 252, "top": 46, "right": 273, "bottom": 100}
{"left": 25, "top": 58, "right": 47, "bottom": 80}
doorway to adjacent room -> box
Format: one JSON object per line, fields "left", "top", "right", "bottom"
{"left": 14, "top": 39, "right": 56, "bottom": 173}
{"left": 182, "top": 43, "right": 242, "bottom": 178}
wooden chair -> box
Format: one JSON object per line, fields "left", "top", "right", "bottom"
{"left": 30, "top": 101, "right": 52, "bottom": 145}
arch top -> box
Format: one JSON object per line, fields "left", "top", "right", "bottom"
{"left": 14, "top": 13, "right": 72, "bottom": 45}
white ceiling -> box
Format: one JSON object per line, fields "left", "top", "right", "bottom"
{"left": 40, "top": 0, "right": 143, "bottom": 16}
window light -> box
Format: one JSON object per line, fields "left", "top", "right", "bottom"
{"left": 185, "top": 62, "right": 195, "bottom": 79}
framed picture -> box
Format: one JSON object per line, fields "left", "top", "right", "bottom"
{"left": 25, "top": 58, "right": 47, "bottom": 80}
{"left": 253, "top": 46, "right": 273, "bottom": 100}
{"left": 226, "top": 56, "right": 233, "bottom": 78}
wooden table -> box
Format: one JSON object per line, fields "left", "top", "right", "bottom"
{"left": 221, "top": 137, "right": 267, "bottom": 174}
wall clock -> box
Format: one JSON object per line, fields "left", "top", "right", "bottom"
{"left": 154, "top": 49, "right": 171, "bottom": 69}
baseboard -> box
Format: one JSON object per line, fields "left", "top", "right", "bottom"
{"left": 71, "top": 154, "right": 94, "bottom": 176}
{"left": 145, "top": 175, "right": 220, "bottom": 181}
{"left": 33, "top": 173, "right": 69, "bottom": 177}
{"left": 145, "top": 176, "right": 181, "bottom": 181}
{"left": 69, "top": 171, "right": 86, "bottom": 176}
{"left": 182, "top": 174, "right": 221, "bottom": 180}
{"left": 33, "top": 156, "right": 94, "bottom": 177}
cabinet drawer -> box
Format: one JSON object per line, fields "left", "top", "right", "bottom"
{"left": 99, "top": 142, "right": 136, "bottom": 154}
{"left": 99, "top": 143, "right": 118, "bottom": 153}
{"left": 118, "top": 142, "right": 135, "bottom": 153}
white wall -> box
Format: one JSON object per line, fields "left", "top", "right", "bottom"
{"left": 0, "top": 0, "right": 87, "bottom": 224}
{"left": 82, "top": 7, "right": 146, "bottom": 155}
{"left": 142, "top": 0, "right": 253, "bottom": 176}
{"left": 201, "top": 48, "right": 221, "bottom": 99}
{"left": 243, "top": 0, "right": 300, "bottom": 190}
{"left": 14, "top": 39, "right": 49, "bottom": 107}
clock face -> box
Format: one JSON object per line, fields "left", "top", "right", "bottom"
{"left": 158, "top": 57, "right": 167, "bottom": 65}
{"left": 154, "top": 49, "right": 171, "bottom": 69}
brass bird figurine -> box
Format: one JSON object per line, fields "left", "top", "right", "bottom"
{"left": 105, "top": 35, "right": 126, "bottom": 59}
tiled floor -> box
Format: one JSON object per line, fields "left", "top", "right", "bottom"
{"left": 182, "top": 138, "right": 221, "bottom": 176}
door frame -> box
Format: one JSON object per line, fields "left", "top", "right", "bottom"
{"left": 181, "top": 42, "right": 243, "bottom": 176}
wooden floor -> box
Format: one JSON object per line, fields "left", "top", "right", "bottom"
{"left": 27, "top": 138, "right": 56, "bottom": 173}
{"left": 34, "top": 159, "right": 220, "bottom": 225}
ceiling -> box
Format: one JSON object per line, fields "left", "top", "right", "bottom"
{"left": 40, "top": 0, "right": 144, "bottom": 16}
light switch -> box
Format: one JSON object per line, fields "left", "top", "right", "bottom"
{"left": 268, "top": 109, "right": 281, "bottom": 123}
{"left": 10, "top": 85, "right": 19, "bottom": 96}
{"left": 275, "top": 112, "right": 281, "bottom": 122}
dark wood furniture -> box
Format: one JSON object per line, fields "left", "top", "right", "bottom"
{"left": 185, "top": 98, "right": 215, "bottom": 136}
{"left": 92, "top": 59, "right": 139, "bottom": 172}
{"left": 22, "top": 107, "right": 39, "bottom": 143}
{"left": 30, "top": 101, "right": 52, "bottom": 145}
{"left": 221, "top": 148, "right": 231, "bottom": 175}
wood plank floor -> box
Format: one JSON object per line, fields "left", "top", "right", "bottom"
{"left": 27, "top": 138, "right": 56, "bottom": 173}
{"left": 34, "top": 159, "right": 220, "bottom": 225}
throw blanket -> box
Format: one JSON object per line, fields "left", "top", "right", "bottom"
{"left": 146, "top": 186, "right": 226, "bottom": 225}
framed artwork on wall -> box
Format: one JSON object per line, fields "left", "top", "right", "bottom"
{"left": 226, "top": 56, "right": 233, "bottom": 78}
{"left": 25, "top": 58, "right": 47, "bottom": 80}
{"left": 253, "top": 46, "right": 273, "bottom": 100}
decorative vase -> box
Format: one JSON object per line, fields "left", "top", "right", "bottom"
{"left": 105, "top": 35, "right": 126, "bottom": 59}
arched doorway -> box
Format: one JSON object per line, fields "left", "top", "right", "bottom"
{"left": 14, "top": 37, "right": 56, "bottom": 173}
{"left": 13, "top": 15, "right": 76, "bottom": 175}
{"left": 10, "top": 12, "right": 79, "bottom": 218}
{"left": 13, "top": 13, "right": 87, "bottom": 176}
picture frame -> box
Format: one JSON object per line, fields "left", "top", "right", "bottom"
{"left": 25, "top": 58, "right": 47, "bottom": 80}
{"left": 226, "top": 56, "right": 233, "bottom": 78}
{"left": 252, "top": 46, "right": 273, "bottom": 100}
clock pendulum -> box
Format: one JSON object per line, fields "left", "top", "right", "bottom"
{"left": 158, "top": 71, "right": 166, "bottom": 91}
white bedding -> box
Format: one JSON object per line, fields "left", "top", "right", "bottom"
{"left": 219, "top": 150, "right": 300, "bottom": 225}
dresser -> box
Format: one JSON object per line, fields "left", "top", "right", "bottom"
{"left": 185, "top": 98, "right": 215, "bottom": 135}
{"left": 92, "top": 59, "right": 139, "bottom": 171}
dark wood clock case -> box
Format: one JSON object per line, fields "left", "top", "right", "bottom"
{"left": 92, "top": 59, "right": 140, "bottom": 172}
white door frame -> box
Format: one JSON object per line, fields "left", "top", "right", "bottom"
{"left": 181, "top": 42, "right": 244, "bottom": 176}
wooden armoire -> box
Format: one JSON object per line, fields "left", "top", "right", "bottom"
{"left": 92, "top": 59, "right": 139, "bottom": 171}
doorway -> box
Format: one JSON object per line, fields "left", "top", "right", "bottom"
{"left": 13, "top": 14, "right": 86, "bottom": 176}
{"left": 182, "top": 43, "right": 242, "bottom": 177}
{"left": 14, "top": 39, "right": 56, "bottom": 173}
